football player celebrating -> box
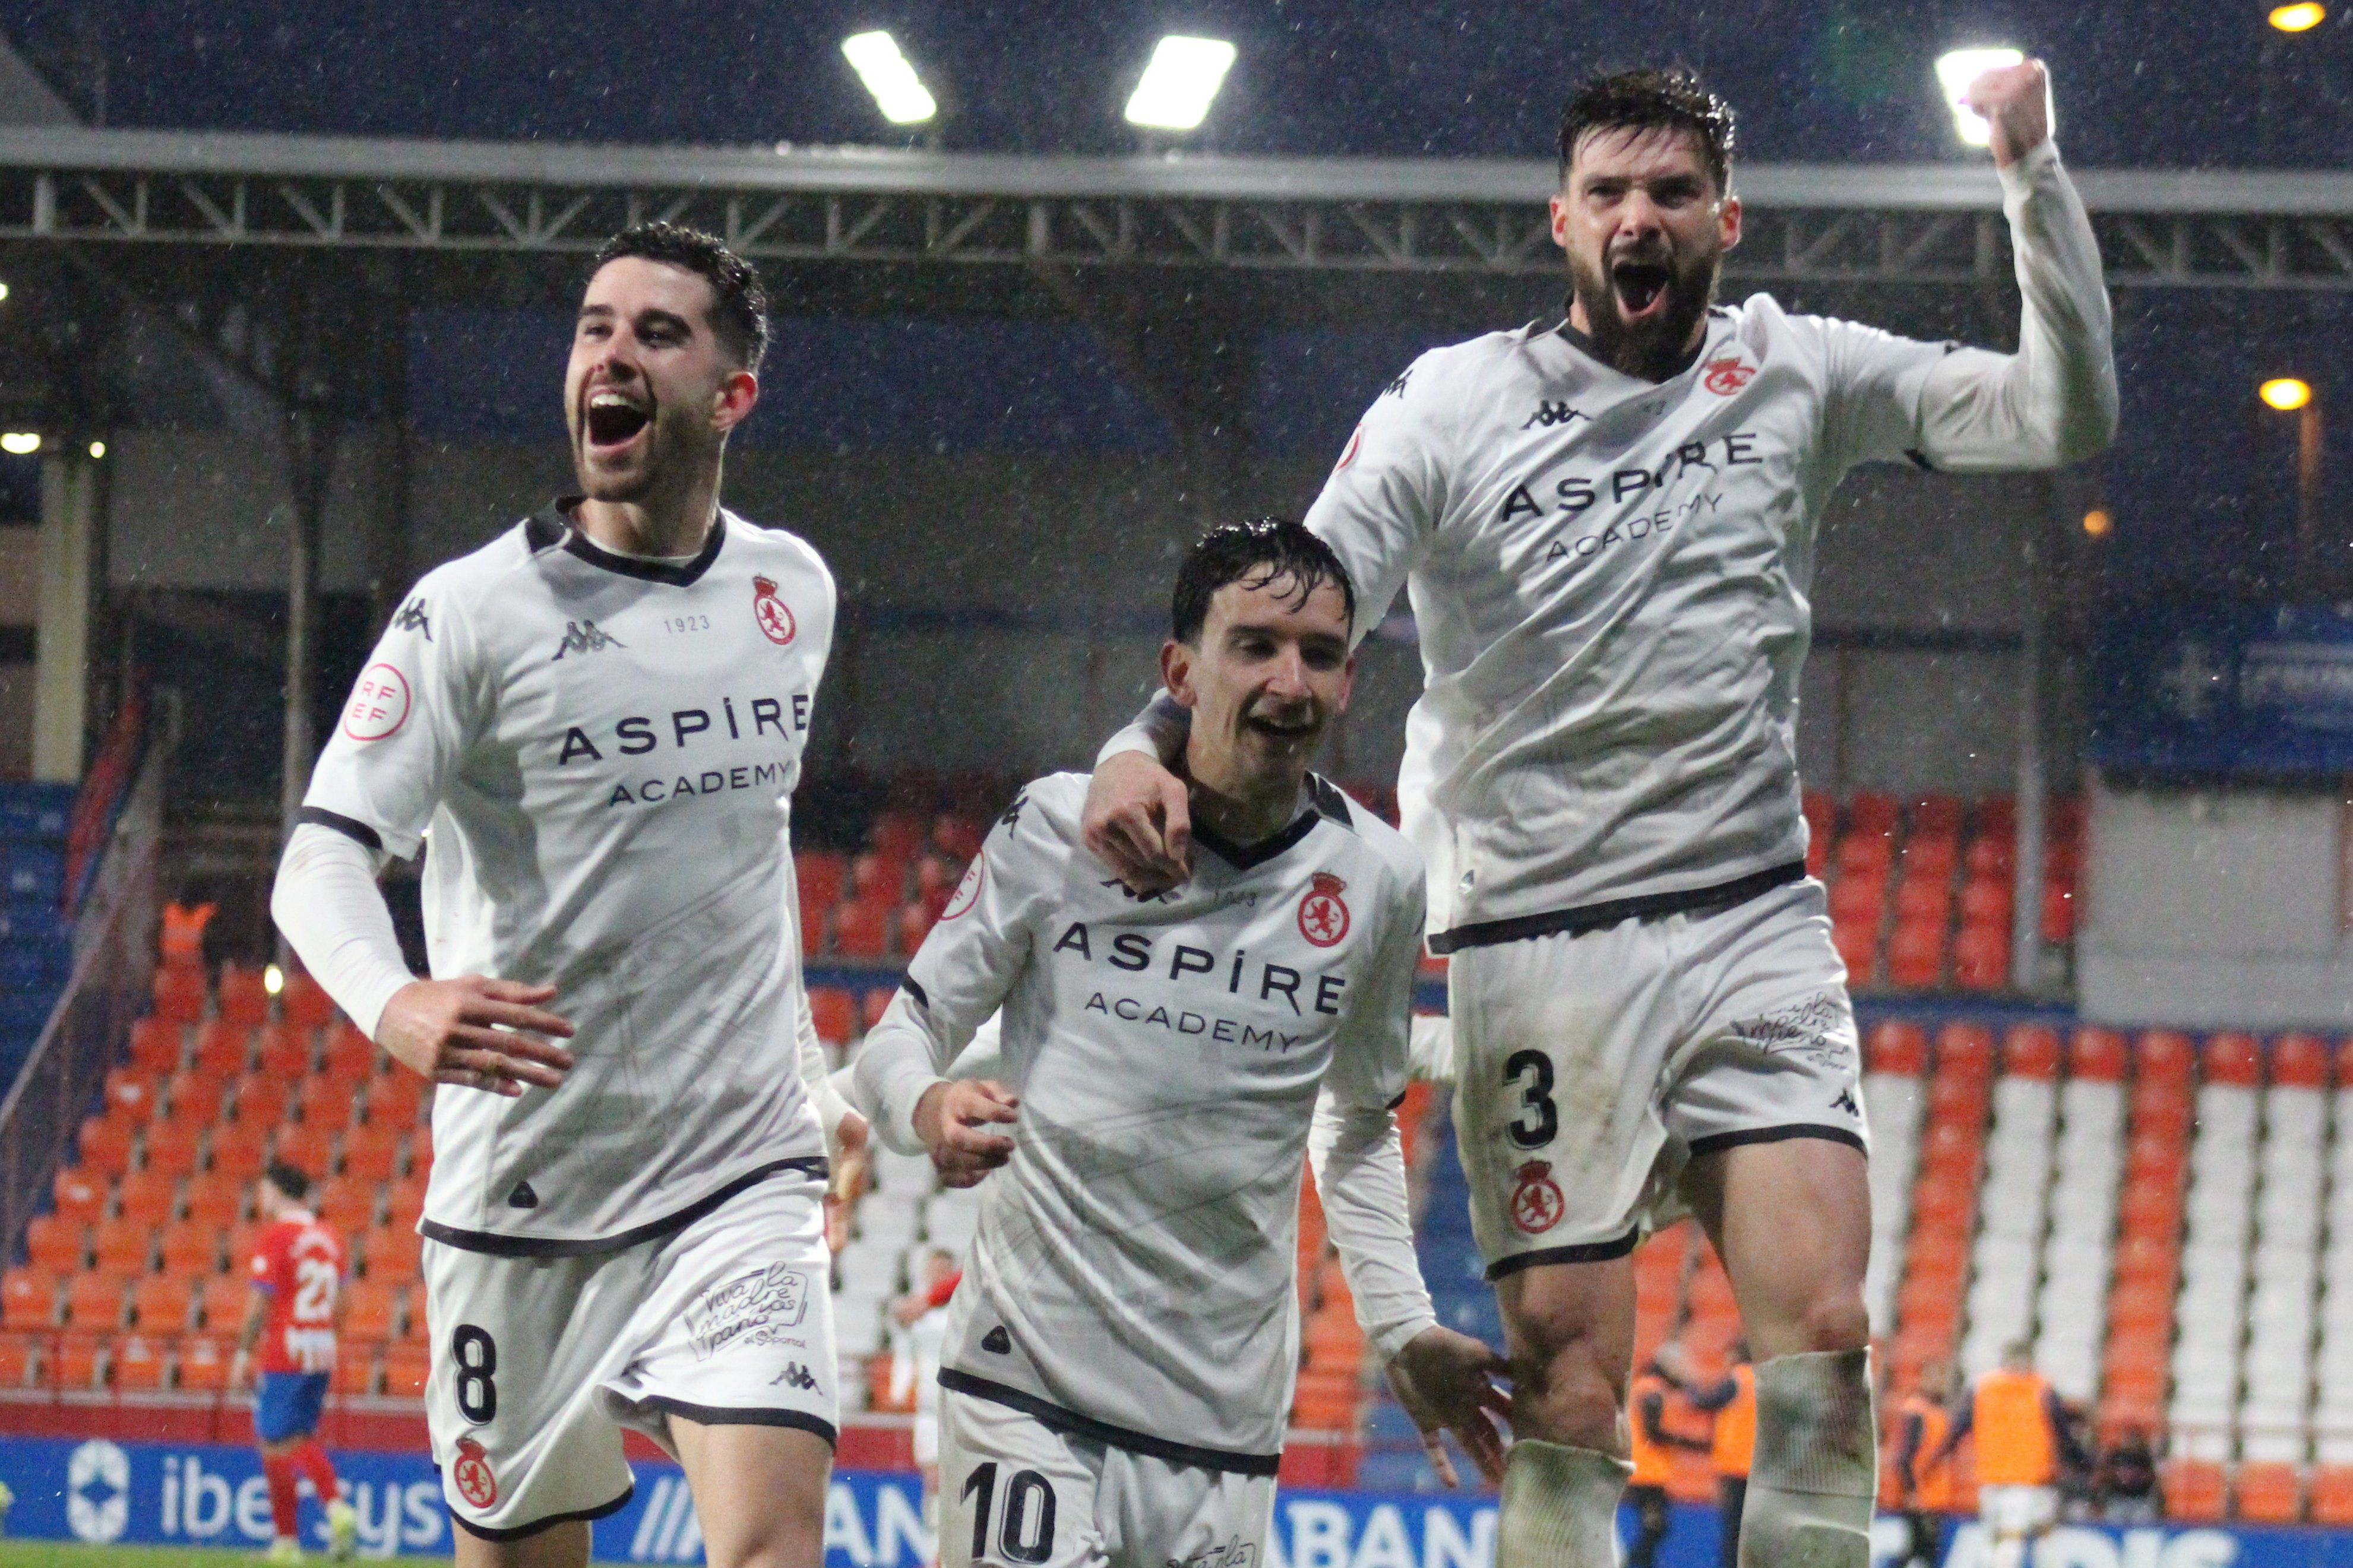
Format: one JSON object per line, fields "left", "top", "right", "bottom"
{"left": 273, "top": 223, "right": 862, "bottom": 1568}
{"left": 1083, "top": 62, "right": 2114, "bottom": 1568}
{"left": 855, "top": 521, "right": 1511, "bottom": 1568}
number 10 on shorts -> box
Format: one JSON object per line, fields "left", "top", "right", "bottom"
{"left": 962, "top": 1462, "right": 1057, "bottom": 1564}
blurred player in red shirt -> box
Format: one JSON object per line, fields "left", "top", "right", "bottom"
{"left": 232, "top": 1162, "right": 359, "bottom": 1562}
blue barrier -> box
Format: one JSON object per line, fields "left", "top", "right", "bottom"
{"left": 0, "top": 1435, "right": 2334, "bottom": 1567}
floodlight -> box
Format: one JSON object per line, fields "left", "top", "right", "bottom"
{"left": 2270, "top": 3, "right": 2326, "bottom": 30}
{"left": 2082, "top": 508, "right": 2113, "bottom": 538}
{"left": 1, "top": 433, "right": 40, "bottom": 455}
{"left": 2262, "top": 378, "right": 2314, "bottom": 411}
{"left": 1124, "top": 36, "right": 1236, "bottom": 131}
{"left": 1934, "top": 48, "right": 2025, "bottom": 147}
{"left": 264, "top": 964, "right": 284, "bottom": 996}
{"left": 841, "top": 31, "right": 937, "bottom": 126}
{"left": 86, "top": 441, "right": 103, "bottom": 459}
{"left": 0, "top": 282, "right": 13, "bottom": 304}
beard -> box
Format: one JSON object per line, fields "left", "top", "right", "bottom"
{"left": 570, "top": 411, "right": 711, "bottom": 506}
{"left": 1567, "top": 237, "right": 1722, "bottom": 383}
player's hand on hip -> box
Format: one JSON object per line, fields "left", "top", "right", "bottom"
{"left": 1962, "top": 58, "right": 2050, "bottom": 168}
{"left": 913, "top": 1078, "right": 1020, "bottom": 1188}
{"left": 1386, "top": 1325, "right": 1514, "bottom": 1488}
{"left": 1082, "top": 751, "right": 1193, "bottom": 894}
{"left": 376, "top": 976, "right": 576, "bottom": 1096}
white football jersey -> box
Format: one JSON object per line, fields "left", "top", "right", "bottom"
{"left": 303, "top": 504, "right": 836, "bottom": 1253}
{"left": 856, "top": 773, "right": 1427, "bottom": 1470}
{"left": 1306, "top": 143, "right": 2112, "bottom": 948}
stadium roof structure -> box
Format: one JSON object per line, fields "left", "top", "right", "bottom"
{"left": 0, "top": 126, "right": 2348, "bottom": 291}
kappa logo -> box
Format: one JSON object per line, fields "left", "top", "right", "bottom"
{"left": 1381, "top": 368, "right": 1412, "bottom": 399}
{"left": 1296, "top": 872, "right": 1351, "bottom": 948}
{"left": 1522, "top": 400, "right": 1586, "bottom": 430}
{"left": 752, "top": 575, "right": 797, "bottom": 646}
{"left": 1703, "top": 356, "right": 1756, "bottom": 395}
{"left": 772, "top": 1361, "right": 820, "bottom": 1392}
{"left": 551, "top": 619, "right": 625, "bottom": 660}
{"left": 453, "top": 1436, "right": 498, "bottom": 1510}
{"left": 392, "top": 597, "right": 432, "bottom": 640}
{"left": 1510, "top": 1158, "right": 1565, "bottom": 1234}
{"left": 1833, "top": 1088, "right": 1860, "bottom": 1117}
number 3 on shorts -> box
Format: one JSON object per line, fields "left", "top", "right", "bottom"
{"left": 962, "top": 1462, "right": 1057, "bottom": 1564}
{"left": 1504, "top": 1049, "right": 1558, "bottom": 1149}
{"left": 452, "top": 1324, "right": 498, "bottom": 1423}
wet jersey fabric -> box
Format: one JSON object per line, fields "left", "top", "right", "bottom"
{"left": 302, "top": 504, "right": 836, "bottom": 1253}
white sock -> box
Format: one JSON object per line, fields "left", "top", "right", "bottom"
{"left": 1738, "top": 1349, "right": 1878, "bottom": 1568}
{"left": 1497, "top": 1440, "right": 1632, "bottom": 1568}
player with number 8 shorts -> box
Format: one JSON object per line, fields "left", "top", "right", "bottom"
{"left": 272, "top": 223, "right": 864, "bottom": 1568}
{"left": 1084, "top": 62, "right": 2114, "bottom": 1568}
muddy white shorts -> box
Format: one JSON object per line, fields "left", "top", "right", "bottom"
{"left": 1446, "top": 876, "right": 1867, "bottom": 1277}
{"left": 938, "top": 1386, "right": 1275, "bottom": 1568}
{"left": 422, "top": 1161, "right": 838, "bottom": 1541}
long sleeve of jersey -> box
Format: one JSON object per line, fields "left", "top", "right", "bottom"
{"left": 1307, "top": 865, "right": 1437, "bottom": 1366}
{"left": 854, "top": 793, "right": 1060, "bottom": 1154}
{"left": 1819, "top": 140, "right": 2115, "bottom": 475}
{"left": 271, "top": 823, "right": 415, "bottom": 1041}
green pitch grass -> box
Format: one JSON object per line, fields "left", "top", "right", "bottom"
{"left": 0, "top": 1546, "right": 454, "bottom": 1566}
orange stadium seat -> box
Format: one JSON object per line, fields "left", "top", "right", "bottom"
{"left": 223, "top": 1074, "right": 284, "bottom": 1127}
{"left": 116, "top": 1167, "right": 178, "bottom": 1222}
{"left": 50, "top": 1167, "right": 107, "bottom": 1226}
{"left": 151, "top": 965, "right": 207, "bottom": 1024}
{"left": 281, "top": 973, "right": 337, "bottom": 1030}
{"left": 24, "top": 1215, "right": 84, "bottom": 1274}
{"left": 2237, "top": 1461, "right": 2303, "bottom": 1523}
{"left": 1832, "top": 922, "right": 1877, "bottom": 983}
{"left": 181, "top": 1172, "right": 246, "bottom": 1229}
{"left": 897, "top": 900, "right": 940, "bottom": 953}
{"left": 2311, "top": 1466, "right": 2353, "bottom": 1526}
{"left": 2275, "top": 1032, "right": 2332, "bottom": 1088}
{"left": 313, "top": 1179, "right": 376, "bottom": 1234}
{"left": 833, "top": 898, "right": 892, "bottom": 958}
{"left": 1951, "top": 923, "right": 2008, "bottom": 989}
{"left": 189, "top": 1022, "right": 251, "bottom": 1079}
{"left": 112, "top": 1332, "right": 167, "bottom": 1390}
{"left": 410, "top": 1127, "right": 432, "bottom": 1172}
{"left": 64, "top": 1272, "right": 126, "bottom": 1329}
{"left": 342, "top": 1125, "right": 402, "bottom": 1184}
{"left": 0, "top": 1332, "right": 36, "bottom": 1388}
{"left": 321, "top": 1025, "right": 377, "bottom": 1082}
{"left": 2, "top": 1270, "right": 57, "bottom": 1329}
{"left": 194, "top": 1276, "right": 245, "bottom": 1331}
{"left": 77, "top": 1114, "right": 133, "bottom": 1175}
{"left": 2041, "top": 882, "right": 2077, "bottom": 943}
{"left": 49, "top": 1331, "right": 105, "bottom": 1389}
{"left": 368, "top": 1073, "right": 426, "bottom": 1126}
{"left": 1885, "top": 922, "right": 1944, "bottom": 989}
{"left": 1865, "top": 1020, "right": 1929, "bottom": 1075}
{"left": 224, "top": 1225, "right": 266, "bottom": 1276}
{"left": 2206, "top": 1032, "right": 2263, "bottom": 1086}
{"left": 159, "top": 1224, "right": 220, "bottom": 1276}
{"left": 210, "top": 1122, "right": 269, "bottom": 1181}
{"left": 254, "top": 1025, "right": 314, "bottom": 1080}
{"left": 1895, "top": 873, "right": 1952, "bottom": 923}
{"left": 333, "top": 1343, "right": 379, "bottom": 1397}
{"left": 384, "top": 1176, "right": 427, "bottom": 1225}
{"left": 102, "top": 1066, "right": 160, "bottom": 1123}
{"left": 274, "top": 1123, "right": 337, "bottom": 1177}
{"left": 382, "top": 1344, "right": 430, "bottom": 1398}
{"left": 361, "top": 1225, "right": 423, "bottom": 1281}
{"left": 807, "top": 986, "right": 857, "bottom": 1046}
{"left": 176, "top": 1336, "right": 229, "bottom": 1391}
{"left": 2165, "top": 1460, "right": 2228, "bottom": 1521}
{"left": 216, "top": 967, "right": 271, "bottom": 1028}
{"left": 343, "top": 1280, "right": 403, "bottom": 1341}
{"left": 1827, "top": 875, "right": 1885, "bottom": 925}
{"left": 166, "top": 1068, "right": 228, "bottom": 1125}
{"left": 130, "top": 1274, "right": 194, "bottom": 1333}
{"left": 91, "top": 1220, "right": 152, "bottom": 1274}
{"left": 296, "top": 1074, "right": 356, "bottom": 1128}
{"left": 128, "top": 1016, "right": 185, "bottom": 1074}
{"left": 141, "top": 1120, "right": 200, "bottom": 1175}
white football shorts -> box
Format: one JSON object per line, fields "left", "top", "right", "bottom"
{"left": 422, "top": 1163, "right": 838, "bottom": 1541}
{"left": 1447, "top": 877, "right": 1867, "bottom": 1276}
{"left": 938, "top": 1387, "right": 1275, "bottom": 1568}
{"left": 1979, "top": 1483, "right": 2059, "bottom": 1536}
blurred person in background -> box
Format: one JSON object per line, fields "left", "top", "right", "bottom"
{"left": 2095, "top": 1426, "right": 2160, "bottom": 1524}
{"left": 890, "top": 1248, "right": 962, "bottom": 1559}
{"left": 1930, "top": 1342, "right": 2083, "bottom": 1568}
{"left": 231, "top": 1162, "right": 358, "bottom": 1563}
{"left": 1678, "top": 1343, "right": 1756, "bottom": 1568}
{"left": 1892, "top": 1363, "right": 1960, "bottom": 1568}
{"left": 1627, "top": 1342, "right": 1708, "bottom": 1568}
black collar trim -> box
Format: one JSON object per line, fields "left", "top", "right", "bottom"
{"left": 1551, "top": 304, "right": 1723, "bottom": 383}
{"left": 1185, "top": 780, "right": 1336, "bottom": 870}
{"left": 530, "top": 498, "right": 726, "bottom": 587}
{"left": 1307, "top": 774, "right": 1357, "bottom": 830}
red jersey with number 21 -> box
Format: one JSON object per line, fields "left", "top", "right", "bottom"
{"left": 250, "top": 1212, "right": 343, "bottom": 1375}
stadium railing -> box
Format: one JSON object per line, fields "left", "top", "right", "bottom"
{"left": 0, "top": 714, "right": 169, "bottom": 1273}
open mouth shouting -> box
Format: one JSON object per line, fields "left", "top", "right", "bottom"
{"left": 1610, "top": 256, "right": 1674, "bottom": 324}
{"left": 583, "top": 387, "right": 653, "bottom": 456}
{"left": 1244, "top": 707, "right": 1319, "bottom": 745}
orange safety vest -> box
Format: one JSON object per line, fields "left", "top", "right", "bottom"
{"left": 1630, "top": 1372, "right": 1677, "bottom": 1486}
{"left": 1712, "top": 1365, "right": 1756, "bottom": 1480}
{"left": 160, "top": 902, "right": 214, "bottom": 961}
{"left": 1972, "top": 1368, "right": 2055, "bottom": 1487}
{"left": 1900, "top": 1394, "right": 1956, "bottom": 1510}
